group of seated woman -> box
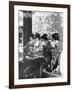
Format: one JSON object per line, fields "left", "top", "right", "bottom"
{"left": 24, "top": 33, "right": 59, "bottom": 66}
{"left": 23, "top": 32, "right": 61, "bottom": 72}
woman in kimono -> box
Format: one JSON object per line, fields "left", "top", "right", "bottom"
{"left": 23, "top": 33, "right": 34, "bottom": 59}
{"left": 42, "top": 34, "right": 53, "bottom": 72}
{"left": 23, "top": 33, "right": 45, "bottom": 78}
{"left": 51, "top": 33, "right": 62, "bottom": 75}
{"left": 32, "top": 33, "right": 45, "bottom": 78}
{"left": 33, "top": 33, "right": 41, "bottom": 56}
{"left": 21, "top": 34, "right": 36, "bottom": 79}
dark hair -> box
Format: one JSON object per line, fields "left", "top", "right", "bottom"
{"left": 52, "top": 33, "right": 60, "bottom": 41}
{"left": 41, "top": 33, "right": 48, "bottom": 41}
{"left": 35, "top": 33, "right": 40, "bottom": 40}
{"left": 30, "top": 33, "right": 34, "bottom": 39}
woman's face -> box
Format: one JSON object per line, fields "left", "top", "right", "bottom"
{"left": 30, "top": 37, "right": 33, "bottom": 41}
{"left": 34, "top": 38, "right": 40, "bottom": 47}
{"left": 35, "top": 38, "right": 39, "bottom": 41}
{"left": 42, "top": 40, "right": 45, "bottom": 46}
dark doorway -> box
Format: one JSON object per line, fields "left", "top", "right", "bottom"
{"left": 23, "top": 11, "right": 32, "bottom": 46}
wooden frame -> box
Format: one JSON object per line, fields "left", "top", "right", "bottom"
{"left": 9, "top": 1, "right": 70, "bottom": 89}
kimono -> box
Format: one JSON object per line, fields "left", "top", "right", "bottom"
{"left": 50, "top": 40, "right": 62, "bottom": 74}
{"left": 43, "top": 41, "right": 53, "bottom": 72}
{"left": 42, "top": 39, "right": 62, "bottom": 73}
{"left": 19, "top": 40, "right": 45, "bottom": 79}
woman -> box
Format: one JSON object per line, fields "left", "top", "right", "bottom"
{"left": 23, "top": 33, "right": 45, "bottom": 78}
{"left": 33, "top": 33, "right": 41, "bottom": 56}
{"left": 23, "top": 33, "right": 35, "bottom": 59}
{"left": 42, "top": 34, "right": 53, "bottom": 72}
{"left": 51, "top": 33, "right": 62, "bottom": 74}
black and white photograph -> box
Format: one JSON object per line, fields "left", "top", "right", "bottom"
{"left": 18, "top": 11, "right": 63, "bottom": 79}
{"left": 9, "top": 1, "right": 70, "bottom": 88}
